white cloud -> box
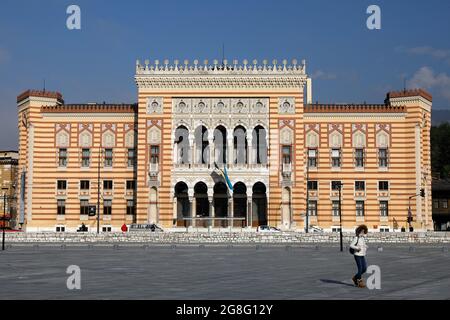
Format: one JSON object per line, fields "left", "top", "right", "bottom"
{"left": 397, "top": 46, "right": 450, "bottom": 65}
{"left": 409, "top": 66, "right": 450, "bottom": 102}
{"left": 311, "top": 70, "right": 337, "bottom": 80}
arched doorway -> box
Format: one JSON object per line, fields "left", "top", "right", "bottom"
{"left": 233, "top": 182, "right": 247, "bottom": 227}
{"left": 252, "top": 182, "right": 268, "bottom": 227}
{"left": 194, "top": 182, "right": 209, "bottom": 227}
{"left": 174, "top": 182, "right": 190, "bottom": 227}
{"left": 214, "top": 181, "right": 228, "bottom": 227}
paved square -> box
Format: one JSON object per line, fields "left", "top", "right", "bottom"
{"left": 0, "top": 244, "right": 449, "bottom": 299}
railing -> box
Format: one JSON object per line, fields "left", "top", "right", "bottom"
{"left": 174, "top": 163, "right": 269, "bottom": 170}
{"left": 149, "top": 162, "right": 159, "bottom": 174}
{"left": 282, "top": 162, "right": 292, "bottom": 177}
{"left": 182, "top": 217, "right": 246, "bottom": 229}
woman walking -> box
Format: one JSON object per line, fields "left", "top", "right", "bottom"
{"left": 350, "top": 225, "right": 368, "bottom": 288}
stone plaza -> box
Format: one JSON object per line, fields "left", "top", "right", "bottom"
{"left": 1, "top": 242, "right": 449, "bottom": 299}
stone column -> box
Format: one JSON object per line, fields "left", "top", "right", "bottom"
{"left": 247, "top": 194, "right": 253, "bottom": 228}
{"left": 227, "top": 133, "right": 234, "bottom": 165}
{"left": 172, "top": 196, "right": 177, "bottom": 227}
{"left": 209, "top": 195, "right": 214, "bottom": 228}
{"left": 192, "top": 196, "right": 196, "bottom": 227}
{"left": 208, "top": 138, "right": 214, "bottom": 166}
{"left": 189, "top": 136, "right": 195, "bottom": 166}
{"left": 247, "top": 133, "right": 253, "bottom": 167}
{"left": 228, "top": 193, "right": 234, "bottom": 228}
{"left": 173, "top": 143, "right": 178, "bottom": 164}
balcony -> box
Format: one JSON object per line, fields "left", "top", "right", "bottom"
{"left": 173, "top": 162, "right": 269, "bottom": 171}
{"left": 79, "top": 190, "right": 90, "bottom": 197}
{"left": 355, "top": 190, "right": 366, "bottom": 198}
{"left": 103, "top": 189, "right": 113, "bottom": 197}
{"left": 56, "top": 189, "right": 67, "bottom": 197}
{"left": 149, "top": 162, "right": 159, "bottom": 175}
{"left": 149, "top": 163, "right": 159, "bottom": 185}
{"left": 282, "top": 162, "right": 292, "bottom": 178}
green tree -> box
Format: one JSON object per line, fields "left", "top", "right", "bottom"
{"left": 431, "top": 123, "right": 450, "bottom": 179}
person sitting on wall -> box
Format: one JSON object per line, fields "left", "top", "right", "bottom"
{"left": 77, "top": 223, "right": 88, "bottom": 232}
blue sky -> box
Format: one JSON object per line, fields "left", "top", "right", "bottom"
{"left": 1, "top": 0, "right": 450, "bottom": 149}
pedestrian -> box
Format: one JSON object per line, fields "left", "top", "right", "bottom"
{"left": 349, "top": 224, "right": 369, "bottom": 288}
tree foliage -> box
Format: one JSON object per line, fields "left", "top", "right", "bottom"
{"left": 431, "top": 123, "right": 450, "bottom": 179}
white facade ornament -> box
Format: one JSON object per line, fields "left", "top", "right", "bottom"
{"left": 280, "top": 127, "right": 293, "bottom": 145}
{"left": 136, "top": 58, "right": 308, "bottom": 89}
{"left": 56, "top": 131, "right": 69, "bottom": 148}
{"left": 306, "top": 131, "right": 319, "bottom": 148}
{"left": 102, "top": 131, "right": 115, "bottom": 148}
{"left": 352, "top": 131, "right": 366, "bottom": 148}
{"left": 147, "top": 97, "right": 163, "bottom": 114}
{"left": 148, "top": 126, "right": 162, "bottom": 144}
{"left": 376, "top": 131, "right": 389, "bottom": 148}
{"left": 279, "top": 97, "right": 295, "bottom": 114}
{"left": 125, "top": 130, "right": 135, "bottom": 148}
{"left": 329, "top": 132, "right": 343, "bottom": 148}
{"left": 79, "top": 131, "right": 92, "bottom": 148}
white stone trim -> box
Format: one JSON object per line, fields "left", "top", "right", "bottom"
{"left": 304, "top": 113, "right": 406, "bottom": 119}
{"left": 42, "top": 113, "right": 135, "bottom": 120}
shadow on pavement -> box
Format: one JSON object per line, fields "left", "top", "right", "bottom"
{"left": 320, "top": 279, "right": 355, "bottom": 287}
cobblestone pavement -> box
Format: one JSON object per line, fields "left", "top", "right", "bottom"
{"left": 0, "top": 244, "right": 449, "bottom": 299}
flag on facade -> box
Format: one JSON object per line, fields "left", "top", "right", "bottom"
{"left": 214, "top": 162, "right": 233, "bottom": 191}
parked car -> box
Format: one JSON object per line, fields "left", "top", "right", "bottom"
{"left": 257, "top": 225, "right": 281, "bottom": 232}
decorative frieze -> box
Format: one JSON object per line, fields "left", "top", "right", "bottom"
{"left": 102, "top": 124, "right": 117, "bottom": 148}
{"left": 55, "top": 124, "right": 71, "bottom": 148}
{"left": 328, "top": 124, "right": 343, "bottom": 148}
{"left": 279, "top": 97, "right": 295, "bottom": 114}
{"left": 376, "top": 123, "right": 391, "bottom": 148}
{"left": 173, "top": 98, "right": 268, "bottom": 116}
{"left": 136, "top": 59, "right": 308, "bottom": 89}
{"left": 78, "top": 124, "right": 93, "bottom": 148}
{"left": 352, "top": 124, "right": 367, "bottom": 148}
{"left": 146, "top": 97, "right": 163, "bottom": 114}
{"left": 305, "top": 124, "right": 320, "bottom": 148}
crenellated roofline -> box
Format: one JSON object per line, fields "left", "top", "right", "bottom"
{"left": 135, "top": 58, "right": 307, "bottom": 75}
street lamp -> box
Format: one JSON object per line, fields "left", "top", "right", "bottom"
{"left": 305, "top": 149, "right": 310, "bottom": 233}
{"left": 338, "top": 182, "right": 343, "bottom": 252}
{"left": 408, "top": 188, "right": 425, "bottom": 232}
{"left": 97, "top": 144, "right": 101, "bottom": 234}
{"left": 2, "top": 187, "right": 8, "bottom": 251}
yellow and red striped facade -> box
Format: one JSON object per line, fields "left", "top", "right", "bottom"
{"left": 16, "top": 60, "right": 432, "bottom": 232}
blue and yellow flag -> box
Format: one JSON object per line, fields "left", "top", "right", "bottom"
{"left": 214, "top": 162, "right": 233, "bottom": 191}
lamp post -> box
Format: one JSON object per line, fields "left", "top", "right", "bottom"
{"left": 305, "top": 152, "right": 309, "bottom": 233}
{"left": 2, "top": 187, "right": 8, "bottom": 251}
{"left": 407, "top": 188, "right": 425, "bottom": 232}
{"left": 338, "top": 182, "right": 343, "bottom": 252}
{"left": 97, "top": 144, "right": 101, "bottom": 234}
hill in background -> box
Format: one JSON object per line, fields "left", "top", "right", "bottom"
{"left": 432, "top": 109, "right": 450, "bottom": 126}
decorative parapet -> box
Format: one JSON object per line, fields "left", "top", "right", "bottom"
{"left": 41, "top": 104, "right": 137, "bottom": 113}
{"left": 386, "top": 89, "right": 432, "bottom": 102}
{"left": 304, "top": 103, "right": 405, "bottom": 113}
{"left": 135, "top": 59, "right": 308, "bottom": 89}
{"left": 17, "top": 89, "right": 64, "bottom": 104}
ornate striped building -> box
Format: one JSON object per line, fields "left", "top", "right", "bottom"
{"left": 16, "top": 59, "right": 432, "bottom": 232}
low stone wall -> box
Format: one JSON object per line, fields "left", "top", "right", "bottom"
{"left": 4, "top": 231, "right": 450, "bottom": 244}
